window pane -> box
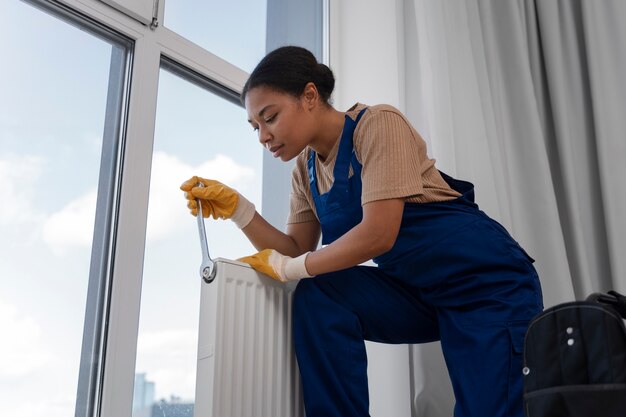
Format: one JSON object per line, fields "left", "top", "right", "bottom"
{"left": 163, "top": 0, "right": 267, "bottom": 73}
{"left": 132, "top": 68, "right": 262, "bottom": 416}
{"left": 0, "top": 2, "right": 120, "bottom": 416}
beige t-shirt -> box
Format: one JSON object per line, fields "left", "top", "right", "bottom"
{"left": 288, "top": 103, "right": 461, "bottom": 224}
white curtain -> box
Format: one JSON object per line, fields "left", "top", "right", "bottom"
{"left": 403, "top": 0, "right": 626, "bottom": 415}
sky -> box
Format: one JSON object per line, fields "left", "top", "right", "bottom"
{"left": 0, "top": 0, "right": 267, "bottom": 415}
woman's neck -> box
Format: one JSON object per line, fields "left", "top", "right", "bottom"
{"left": 309, "top": 107, "right": 346, "bottom": 161}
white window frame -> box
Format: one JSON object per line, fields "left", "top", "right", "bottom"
{"left": 97, "top": 0, "right": 157, "bottom": 26}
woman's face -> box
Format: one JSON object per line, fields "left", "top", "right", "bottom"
{"left": 245, "top": 86, "right": 315, "bottom": 162}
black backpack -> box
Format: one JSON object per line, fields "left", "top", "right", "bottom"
{"left": 523, "top": 291, "right": 626, "bottom": 417}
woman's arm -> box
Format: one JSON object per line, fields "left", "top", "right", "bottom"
{"left": 242, "top": 211, "right": 321, "bottom": 258}
{"left": 304, "top": 198, "right": 405, "bottom": 275}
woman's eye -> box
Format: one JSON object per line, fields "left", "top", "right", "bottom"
{"left": 265, "top": 114, "right": 276, "bottom": 123}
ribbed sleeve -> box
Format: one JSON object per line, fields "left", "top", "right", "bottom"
{"left": 288, "top": 151, "right": 318, "bottom": 224}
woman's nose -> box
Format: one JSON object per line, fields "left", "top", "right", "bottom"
{"left": 258, "top": 126, "right": 272, "bottom": 145}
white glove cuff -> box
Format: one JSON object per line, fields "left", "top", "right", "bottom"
{"left": 231, "top": 194, "right": 256, "bottom": 229}
{"left": 283, "top": 252, "right": 313, "bottom": 281}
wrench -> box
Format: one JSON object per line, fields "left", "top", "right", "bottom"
{"left": 196, "top": 186, "right": 216, "bottom": 283}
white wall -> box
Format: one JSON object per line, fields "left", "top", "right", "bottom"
{"left": 330, "top": 0, "right": 406, "bottom": 111}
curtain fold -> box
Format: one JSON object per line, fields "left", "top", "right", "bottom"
{"left": 578, "top": 0, "right": 626, "bottom": 291}
{"left": 532, "top": 0, "right": 610, "bottom": 297}
{"left": 405, "top": 0, "right": 626, "bottom": 415}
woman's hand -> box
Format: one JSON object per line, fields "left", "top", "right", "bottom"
{"left": 180, "top": 176, "right": 256, "bottom": 229}
{"left": 238, "top": 249, "right": 312, "bottom": 282}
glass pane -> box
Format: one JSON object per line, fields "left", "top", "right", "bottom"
{"left": 0, "top": 2, "right": 118, "bottom": 416}
{"left": 163, "top": 0, "right": 267, "bottom": 73}
{"left": 132, "top": 69, "right": 262, "bottom": 416}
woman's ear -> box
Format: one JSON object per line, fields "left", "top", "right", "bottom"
{"left": 302, "top": 82, "right": 319, "bottom": 109}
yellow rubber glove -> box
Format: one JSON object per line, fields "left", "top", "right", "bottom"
{"left": 180, "top": 176, "right": 256, "bottom": 229}
{"left": 238, "top": 249, "right": 313, "bottom": 282}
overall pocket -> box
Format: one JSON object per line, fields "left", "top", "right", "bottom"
{"left": 507, "top": 322, "right": 527, "bottom": 416}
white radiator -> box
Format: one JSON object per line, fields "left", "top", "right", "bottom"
{"left": 194, "top": 258, "right": 305, "bottom": 417}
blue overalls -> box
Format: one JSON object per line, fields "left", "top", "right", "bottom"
{"left": 292, "top": 108, "right": 544, "bottom": 417}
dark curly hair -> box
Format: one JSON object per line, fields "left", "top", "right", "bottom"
{"left": 241, "top": 46, "right": 335, "bottom": 106}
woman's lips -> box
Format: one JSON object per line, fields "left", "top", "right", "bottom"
{"left": 269, "top": 144, "right": 284, "bottom": 158}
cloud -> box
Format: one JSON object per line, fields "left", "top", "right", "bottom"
{"left": 136, "top": 328, "right": 198, "bottom": 400}
{"left": 0, "top": 153, "right": 45, "bottom": 226}
{"left": 0, "top": 151, "right": 257, "bottom": 253}
{"left": 0, "top": 153, "right": 96, "bottom": 253}
{"left": 41, "top": 190, "right": 97, "bottom": 251}
{"left": 146, "top": 152, "right": 256, "bottom": 241}
{"left": 0, "top": 299, "right": 51, "bottom": 377}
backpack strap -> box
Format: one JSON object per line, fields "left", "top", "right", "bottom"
{"left": 587, "top": 291, "right": 626, "bottom": 319}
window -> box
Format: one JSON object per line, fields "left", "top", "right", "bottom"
{"left": 132, "top": 65, "right": 262, "bottom": 416}
{"left": 164, "top": 0, "right": 267, "bottom": 73}
{"left": 2, "top": 0, "right": 323, "bottom": 415}
{"left": 0, "top": 1, "right": 129, "bottom": 416}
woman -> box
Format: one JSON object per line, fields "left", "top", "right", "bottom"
{"left": 181, "top": 46, "right": 543, "bottom": 417}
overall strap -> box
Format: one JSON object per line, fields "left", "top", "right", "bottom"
{"left": 308, "top": 107, "right": 368, "bottom": 197}
{"left": 331, "top": 108, "right": 368, "bottom": 191}
{"left": 307, "top": 149, "right": 320, "bottom": 198}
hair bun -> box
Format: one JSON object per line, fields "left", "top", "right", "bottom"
{"left": 315, "top": 63, "right": 335, "bottom": 102}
